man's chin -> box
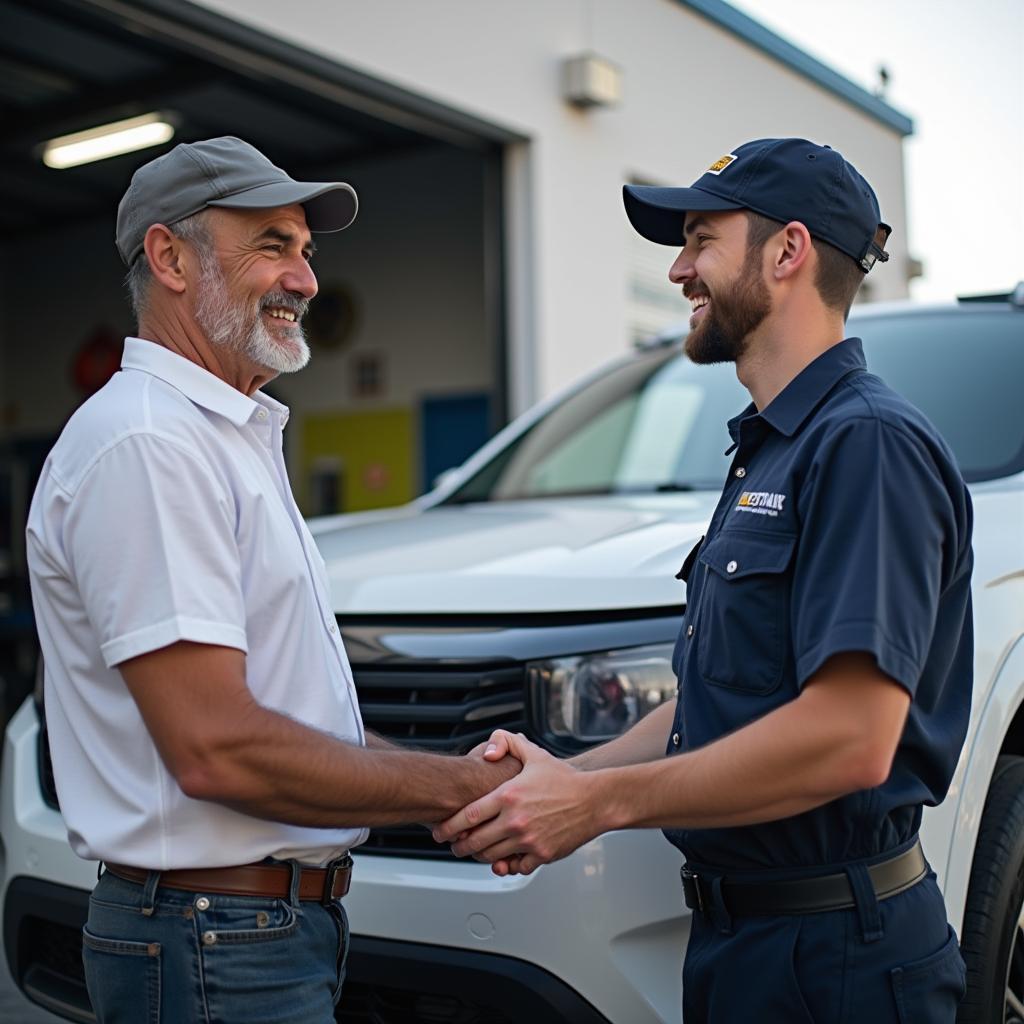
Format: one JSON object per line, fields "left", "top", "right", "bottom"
{"left": 683, "top": 316, "right": 749, "bottom": 365}
{"left": 266, "top": 340, "right": 311, "bottom": 375}
{"left": 244, "top": 328, "right": 311, "bottom": 375}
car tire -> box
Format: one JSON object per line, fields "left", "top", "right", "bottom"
{"left": 957, "top": 754, "right": 1024, "bottom": 1024}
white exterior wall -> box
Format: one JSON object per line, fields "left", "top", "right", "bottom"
{"left": 196, "top": 0, "right": 911, "bottom": 412}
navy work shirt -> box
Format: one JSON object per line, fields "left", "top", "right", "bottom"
{"left": 665, "top": 338, "right": 974, "bottom": 871}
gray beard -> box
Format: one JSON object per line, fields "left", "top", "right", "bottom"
{"left": 194, "top": 253, "right": 311, "bottom": 375}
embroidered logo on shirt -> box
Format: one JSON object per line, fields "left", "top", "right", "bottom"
{"left": 706, "top": 153, "right": 737, "bottom": 175}
{"left": 736, "top": 491, "right": 787, "bottom": 517}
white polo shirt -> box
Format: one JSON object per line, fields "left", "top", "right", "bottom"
{"left": 26, "top": 338, "right": 368, "bottom": 868}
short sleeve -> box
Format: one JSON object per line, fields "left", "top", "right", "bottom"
{"left": 791, "top": 417, "right": 958, "bottom": 695}
{"left": 64, "top": 433, "right": 248, "bottom": 667}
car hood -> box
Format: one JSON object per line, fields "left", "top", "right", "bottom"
{"left": 311, "top": 493, "right": 720, "bottom": 614}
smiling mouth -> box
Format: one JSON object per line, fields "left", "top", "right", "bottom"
{"left": 264, "top": 306, "right": 298, "bottom": 323}
{"left": 689, "top": 293, "right": 710, "bottom": 323}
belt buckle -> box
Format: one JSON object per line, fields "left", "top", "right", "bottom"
{"left": 321, "top": 854, "right": 352, "bottom": 906}
{"left": 680, "top": 865, "right": 705, "bottom": 916}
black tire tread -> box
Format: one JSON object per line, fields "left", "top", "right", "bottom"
{"left": 957, "top": 754, "right": 1024, "bottom": 1022}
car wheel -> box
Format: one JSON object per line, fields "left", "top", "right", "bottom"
{"left": 958, "top": 755, "right": 1024, "bottom": 1024}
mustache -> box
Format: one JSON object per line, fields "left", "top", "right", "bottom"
{"left": 683, "top": 282, "right": 710, "bottom": 301}
{"left": 259, "top": 290, "right": 310, "bottom": 320}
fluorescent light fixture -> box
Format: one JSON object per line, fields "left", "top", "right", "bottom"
{"left": 42, "top": 113, "right": 176, "bottom": 169}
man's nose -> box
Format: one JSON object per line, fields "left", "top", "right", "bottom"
{"left": 668, "top": 248, "right": 694, "bottom": 285}
{"left": 281, "top": 257, "right": 318, "bottom": 300}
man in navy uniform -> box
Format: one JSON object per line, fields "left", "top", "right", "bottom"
{"left": 434, "top": 138, "right": 974, "bottom": 1020}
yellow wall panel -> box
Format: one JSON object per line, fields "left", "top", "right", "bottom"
{"left": 302, "top": 408, "right": 415, "bottom": 513}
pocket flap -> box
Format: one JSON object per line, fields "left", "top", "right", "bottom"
{"left": 699, "top": 531, "right": 797, "bottom": 580}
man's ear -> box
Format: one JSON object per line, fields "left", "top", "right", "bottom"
{"left": 773, "top": 221, "right": 814, "bottom": 280}
{"left": 142, "top": 224, "right": 188, "bottom": 295}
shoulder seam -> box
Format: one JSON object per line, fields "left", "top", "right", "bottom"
{"left": 838, "top": 372, "right": 880, "bottom": 418}
{"left": 68, "top": 430, "right": 216, "bottom": 499}
{"left": 830, "top": 378, "right": 937, "bottom": 454}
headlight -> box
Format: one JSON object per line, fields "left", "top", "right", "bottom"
{"left": 529, "top": 643, "right": 677, "bottom": 744}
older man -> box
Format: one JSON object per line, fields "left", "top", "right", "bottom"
{"left": 26, "top": 137, "right": 518, "bottom": 1023}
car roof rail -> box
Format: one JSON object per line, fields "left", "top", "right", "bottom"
{"left": 957, "top": 282, "right": 1024, "bottom": 309}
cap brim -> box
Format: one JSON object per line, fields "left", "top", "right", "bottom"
{"left": 623, "top": 184, "right": 744, "bottom": 245}
{"left": 210, "top": 181, "right": 358, "bottom": 233}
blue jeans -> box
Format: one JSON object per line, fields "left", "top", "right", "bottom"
{"left": 83, "top": 867, "right": 349, "bottom": 1023}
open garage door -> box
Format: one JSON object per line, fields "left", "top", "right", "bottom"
{"left": 0, "top": 0, "right": 523, "bottom": 719}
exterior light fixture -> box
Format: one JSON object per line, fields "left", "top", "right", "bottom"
{"left": 563, "top": 53, "right": 623, "bottom": 109}
{"left": 41, "top": 112, "right": 176, "bottom": 169}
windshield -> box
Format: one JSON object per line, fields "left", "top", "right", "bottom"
{"left": 447, "top": 308, "right": 1024, "bottom": 502}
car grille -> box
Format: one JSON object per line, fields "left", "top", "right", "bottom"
{"left": 354, "top": 663, "right": 526, "bottom": 749}
{"left": 25, "top": 916, "right": 87, "bottom": 986}
{"left": 353, "top": 662, "right": 527, "bottom": 858}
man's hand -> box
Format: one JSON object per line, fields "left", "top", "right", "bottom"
{"left": 433, "top": 731, "right": 605, "bottom": 875}
{"left": 464, "top": 733, "right": 513, "bottom": 762}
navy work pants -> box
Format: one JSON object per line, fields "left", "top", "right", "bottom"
{"left": 681, "top": 864, "right": 965, "bottom": 1022}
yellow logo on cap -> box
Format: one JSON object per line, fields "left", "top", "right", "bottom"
{"left": 706, "top": 154, "right": 737, "bottom": 175}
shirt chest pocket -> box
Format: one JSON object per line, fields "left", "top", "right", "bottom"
{"left": 695, "top": 531, "right": 797, "bottom": 695}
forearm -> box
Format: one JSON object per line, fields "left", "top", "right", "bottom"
{"left": 364, "top": 730, "right": 401, "bottom": 751}
{"left": 439, "top": 655, "right": 909, "bottom": 874}
{"left": 569, "top": 701, "right": 677, "bottom": 770}
{"left": 183, "top": 703, "right": 519, "bottom": 828}
{"left": 590, "top": 688, "right": 888, "bottom": 833}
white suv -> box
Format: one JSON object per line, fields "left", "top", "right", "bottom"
{"left": 3, "top": 291, "right": 1023, "bottom": 1023}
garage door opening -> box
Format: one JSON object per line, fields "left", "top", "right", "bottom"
{"left": 0, "top": 0, "right": 523, "bottom": 722}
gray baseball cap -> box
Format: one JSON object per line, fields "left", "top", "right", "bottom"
{"left": 115, "top": 136, "right": 358, "bottom": 266}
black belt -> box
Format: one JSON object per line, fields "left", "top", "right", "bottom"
{"left": 681, "top": 839, "right": 927, "bottom": 918}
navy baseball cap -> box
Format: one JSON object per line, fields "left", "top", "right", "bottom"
{"left": 623, "top": 138, "right": 891, "bottom": 273}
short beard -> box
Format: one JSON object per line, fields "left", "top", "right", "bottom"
{"left": 193, "top": 249, "right": 311, "bottom": 375}
{"left": 684, "top": 245, "right": 771, "bottom": 365}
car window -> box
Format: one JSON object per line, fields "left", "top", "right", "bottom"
{"left": 447, "top": 350, "right": 744, "bottom": 501}
{"left": 859, "top": 310, "right": 1024, "bottom": 482}
{"left": 446, "top": 308, "right": 1023, "bottom": 502}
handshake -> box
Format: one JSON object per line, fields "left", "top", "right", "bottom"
{"left": 433, "top": 731, "right": 608, "bottom": 876}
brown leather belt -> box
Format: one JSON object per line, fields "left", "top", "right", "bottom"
{"left": 104, "top": 855, "right": 353, "bottom": 905}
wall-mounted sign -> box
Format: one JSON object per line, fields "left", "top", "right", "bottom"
{"left": 351, "top": 352, "right": 385, "bottom": 398}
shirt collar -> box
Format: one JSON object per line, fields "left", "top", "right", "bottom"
{"left": 120, "top": 338, "right": 289, "bottom": 427}
{"left": 727, "top": 337, "right": 866, "bottom": 442}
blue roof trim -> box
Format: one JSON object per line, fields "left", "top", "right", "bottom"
{"left": 677, "top": 0, "right": 914, "bottom": 137}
